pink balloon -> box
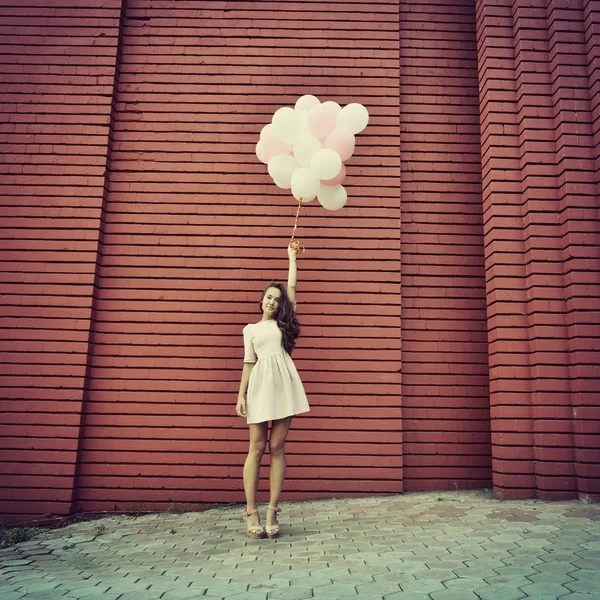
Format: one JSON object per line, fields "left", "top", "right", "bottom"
{"left": 308, "top": 102, "right": 341, "bottom": 141}
{"left": 256, "top": 135, "right": 292, "bottom": 164}
{"left": 321, "top": 164, "right": 346, "bottom": 186}
{"left": 324, "top": 128, "right": 355, "bottom": 161}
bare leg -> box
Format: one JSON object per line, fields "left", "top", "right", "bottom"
{"left": 243, "top": 422, "right": 268, "bottom": 527}
{"left": 267, "top": 416, "right": 293, "bottom": 527}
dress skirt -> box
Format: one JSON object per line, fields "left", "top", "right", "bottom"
{"left": 243, "top": 319, "right": 309, "bottom": 424}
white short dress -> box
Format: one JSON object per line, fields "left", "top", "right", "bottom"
{"left": 243, "top": 319, "right": 310, "bottom": 424}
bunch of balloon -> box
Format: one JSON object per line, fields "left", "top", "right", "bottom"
{"left": 256, "top": 94, "right": 369, "bottom": 252}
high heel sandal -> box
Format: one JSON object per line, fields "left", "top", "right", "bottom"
{"left": 265, "top": 505, "right": 281, "bottom": 539}
{"left": 242, "top": 508, "right": 264, "bottom": 539}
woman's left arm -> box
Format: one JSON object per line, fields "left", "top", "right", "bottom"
{"left": 287, "top": 242, "right": 297, "bottom": 306}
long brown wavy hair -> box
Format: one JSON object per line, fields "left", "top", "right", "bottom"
{"left": 259, "top": 282, "right": 300, "bottom": 355}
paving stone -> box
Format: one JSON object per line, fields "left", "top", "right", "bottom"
{"left": 330, "top": 574, "right": 376, "bottom": 587}
{"left": 0, "top": 566, "right": 35, "bottom": 577}
{"left": 204, "top": 583, "right": 250, "bottom": 597}
{"left": 356, "top": 581, "right": 402, "bottom": 596}
{"left": 17, "top": 590, "right": 70, "bottom": 600}
{"left": 102, "top": 578, "right": 150, "bottom": 593}
{"left": 251, "top": 565, "right": 291, "bottom": 576}
{"left": 162, "top": 567, "right": 200, "bottom": 576}
{"left": 0, "top": 560, "right": 34, "bottom": 567}
{"left": 506, "top": 547, "right": 548, "bottom": 559}
{"left": 1, "top": 572, "right": 43, "bottom": 585}
{"left": 470, "top": 584, "right": 526, "bottom": 600}
{"left": 430, "top": 590, "right": 482, "bottom": 600}
{"left": 224, "top": 592, "right": 269, "bottom": 600}
{"left": 0, "top": 591, "right": 24, "bottom": 600}
{"left": 400, "top": 578, "right": 446, "bottom": 594}
{"left": 9, "top": 577, "right": 62, "bottom": 592}
{"left": 425, "top": 559, "right": 466, "bottom": 570}
{"left": 267, "top": 587, "right": 314, "bottom": 600}
{"left": 59, "top": 584, "right": 112, "bottom": 597}
{"left": 527, "top": 571, "right": 576, "bottom": 585}
{"left": 519, "top": 582, "right": 574, "bottom": 598}
{"left": 63, "top": 592, "right": 121, "bottom": 600}
{"left": 408, "top": 568, "right": 455, "bottom": 582}
{"left": 384, "top": 593, "right": 435, "bottom": 600}
{"left": 529, "top": 561, "right": 574, "bottom": 573}
{"left": 162, "top": 587, "right": 216, "bottom": 600}
{"left": 378, "top": 550, "right": 417, "bottom": 561}
{"left": 311, "top": 583, "right": 358, "bottom": 597}
{"left": 442, "top": 577, "right": 488, "bottom": 590}
{"left": 537, "top": 551, "right": 578, "bottom": 563}
{"left": 568, "top": 568, "right": 600, "bottom": 582}
{"left": 570, "top": 558, "right": 600, "bottom": 569}
{"left": 182, "top": 575, "right": 233, "bottom": 587}
{"left": 563, "top": 578, "right": 600, "bottom": 594}
{"left": 373, "top": 570, "right": 416, "bottom": 583}
{"left": 306, "top": 567, "right": 350, "bottom": 579}
{"left": 453, "top": 565, "right": 497, "bottom": 579}
{"left": 484, "top": 573, "right": 532, "bottom": 587}
{"left": 289, "top": 575, "right": 332, "bottom": 588}
{"left": 493, "top": 565, "right": 538, "bottom": 578}
{"left": 117, "top": 591, "right": 166, "bottom": 600}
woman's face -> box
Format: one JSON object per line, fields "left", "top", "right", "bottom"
{"left": 262, "top": 287, "right": 282, "bottom": 318}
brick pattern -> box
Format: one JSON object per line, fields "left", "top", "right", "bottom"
{"left": 72, "top": 0, "right": 402, "bottom": 512}
{"left": 0, "top": 1, "right": 124, "bottom": 521}
{"left": 476, "top": 0, "right": 600, "bottom": 499}
{"left": 400, "top": 0, "right": 492, "bottom": 491}
{"left": 1, "top": 0, "right": 599, "bottom": 523}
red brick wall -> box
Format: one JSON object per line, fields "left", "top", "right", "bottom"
{"left": 400, "top": 0, "right": 492, "bottom": 491}
{"left": 72, "top": 0, "right": 403, "bottom": 513}
{"left": 1, "top": 0, "right": 599, "bottom": 523}
{"left": 0, "top": 0, "right": 124, "bottom": 522}
{"left": 476, "top": 0, "right": 600, "bottom": 500}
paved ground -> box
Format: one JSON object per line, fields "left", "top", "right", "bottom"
{"left": 1, "top": 490, "right": 599, "bottom": 600}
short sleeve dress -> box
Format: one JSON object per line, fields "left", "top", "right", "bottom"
{"left": 243, "top": 319, "right": 309, "bottom": 424}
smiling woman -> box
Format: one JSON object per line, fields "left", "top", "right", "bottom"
{"left": 235, "top": 242, "right": 310, "bottom": 539}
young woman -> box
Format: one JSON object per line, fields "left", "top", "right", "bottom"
{"left": 236, "top": 242, "right": 309, "bottom": 539}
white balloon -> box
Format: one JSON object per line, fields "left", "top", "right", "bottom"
{"left": 293, "top": 131, "right": 322, "bottom": 167}
{"left": 267, "top": 154, "right": 299, "bottom": 189}
{"left": 317, "top": 184, "right": 347, "bottom": 211}
{"left": 337, "top": 103, "right": 369, "bottom": 134}
{"left": 295, "top": 94, "right": 321, "bottom": 112}
{"left": 296, "top": 109, "right": 309, "bottom": 128}
{"left": 291, "top": 167, "right": 320, "bottom": 202}
{"left": 272, "top": 106, "right": 303, "bottom": 144}
{"left": 260, "top": 123, "right": 274, "bottom": 140}
{"left": 255, "top": 140, "right": 269, "bottom": 164}
{"left": 310, "top": 148, "right": 342, "bottom": 180}
{"left": 321, "top": 100, "right": 341, "bottom": 113}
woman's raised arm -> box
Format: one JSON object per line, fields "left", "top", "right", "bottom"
{"left": 287, "top": 242, "right": 298, "bottom": 306}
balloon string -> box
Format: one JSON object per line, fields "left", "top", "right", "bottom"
{"left": 290, "top": 197, "right": 302, "bottom": 241}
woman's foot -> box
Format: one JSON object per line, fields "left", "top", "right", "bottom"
{"left": 242, "top": 508, "right": 264, "bottom": 539}
{"left": 265, "top": 505, "right": 281, "bottom": 539}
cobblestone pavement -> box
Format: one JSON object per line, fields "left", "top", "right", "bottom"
{"left": 1, "top": 490, "right": 599, "bottom": 600}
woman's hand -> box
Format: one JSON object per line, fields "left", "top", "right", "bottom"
{"left": 236, "top": 395, "right": 247, "bottom": 418}
{"left": 288, "top": 242, "right": 298, "bottom": 261}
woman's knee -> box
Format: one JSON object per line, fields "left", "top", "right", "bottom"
{"left": 269, "top": 438, "right": 286, "bottom": 457}
{"left": 249, "top": 439, "right": 267, "bottom": 458}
